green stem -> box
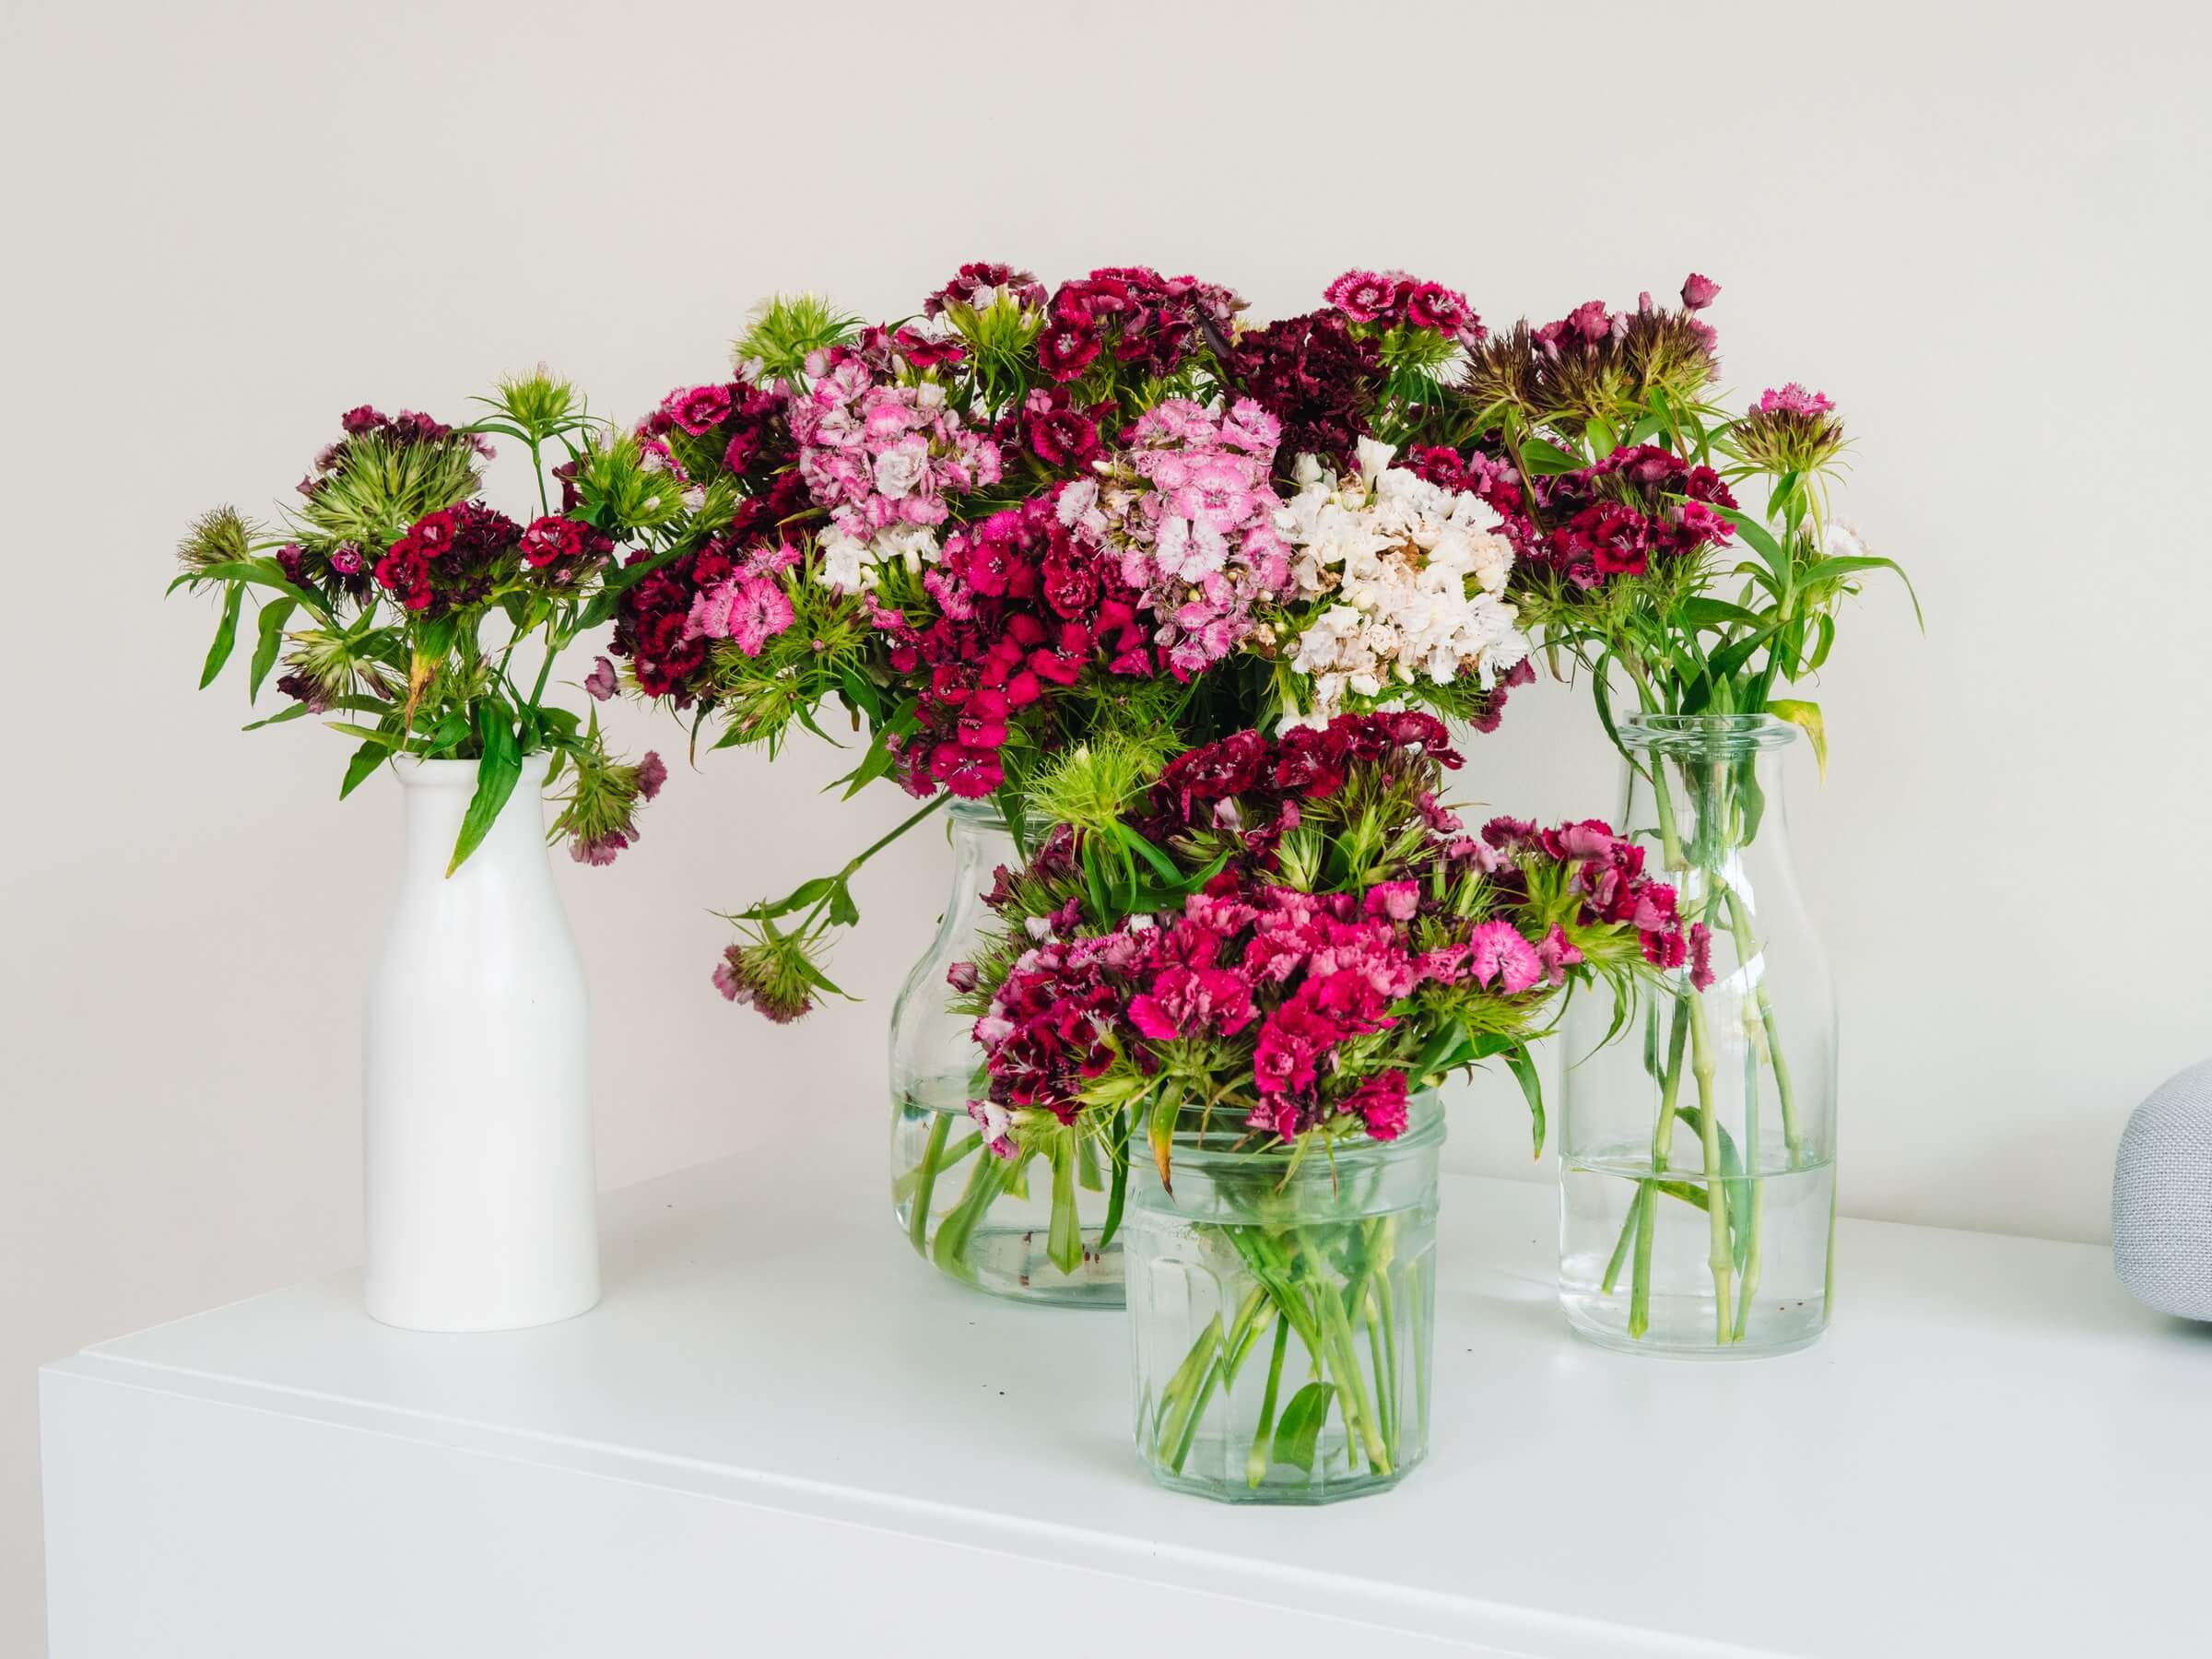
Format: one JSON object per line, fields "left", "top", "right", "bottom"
{"left": 1601, "top": 1187, "right": 1642, "bottom": 1296}
{"left": 1628, "top": 999, "right": 1689, "bottom": 1338}
{"left": 905, "top": 1108, "right": 953, "bottom": 1255}
{"left": 1247, "top": 1316, "right": 1293, "bottom": 1488}
{"left": 1733, "top": 1029, "right": 1766, "bottom": 1342}
{"left": 1721, "top": 882, "right": 1803, "bottom": 1169}
{"left": 1319, "top": 1277, "right": 1389, "bottom": 1474}
{"left": 894, "top": 1127, "right": 980, "bottom": 1206}
{"left": 931, "top": 1145, "right": 1012, "bottom": 1282}
{"left": 1045, "top": 1133, "right": 1083, "bottom": 1277}
{"left": 1688, "top": 993, "right": 1734, "bottom": 1346}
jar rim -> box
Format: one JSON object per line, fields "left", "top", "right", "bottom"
{"left": 1161, "top": 1088, "right": 1446, "bottom": 1174}
{"left": 1621, "top": 712, "right": 1799, "bottom": 754}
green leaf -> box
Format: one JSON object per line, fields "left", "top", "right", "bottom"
{"left": 835, "top": 665, "right": 883, "bottom": 725}
{"left": 1713, "top": 506, "right": 1790, "bottom": 586}
{"left": 182, "top": 559, "right": 328, "bottom": 618}
{"left": 339, "top": 737, "right": 388, "bottom": 799}
{"left": 198, "top": 583, "right": 244, "bottom": 689}
{"left": 1801, "top": 554, "right": 1924, "bottom": 629}
{"left": 324, "top": 722, "right": 405, "bottom": 747}
{"left": 1677, "top": 596, "right": 1766, "bottom": 632}
{"left": 836, "top": 730, "right": 897, "bottom": 800}
{"left": 242, "top": 702, "right": 310, "bottom": 731}
{"left": 1271, "top": 1382, "right": 1336, "bottom": 1474}
{"left": 1518, "top": 438, "right": 1586, "bottom": 476}
{"left": 734, "top": 876, "right": 835, "bottom": 922}
{"left": 1147, "top": 1090, "right": 1181, "bottom": 1194}
{"left": 1500, "top": 1041, "right": 1547, "bottom": 1159}
{"left": 245, "top": 597, "right": 296, "bottom": 701}
{"left": 1767, "top": 698, "right": 1828, "bottom": 779}
{"left": 1111, "top": 824, "right": 1184, "bottom": 886}
{"left": 447, "top": 703, "right": 523, "bottom": 876}
{"left": 827, "top": 880, "right": 860, "bottom": 928}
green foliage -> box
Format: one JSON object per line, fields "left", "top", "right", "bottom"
{"left": 477, "top": 367, "right": 584, "bottom": 444}
{"left": 296, "top": 431, "right": 481, "bottom": 556}
{"left": 177, "top": 506, "right": 260, "bottom": 572}
{"left": 733, "top": 292, "right": 862, "bottom": 389}
{"left": 171, "top": 374, "right": 663, "bottom": 875}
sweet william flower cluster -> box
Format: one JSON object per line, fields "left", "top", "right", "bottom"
{"left": 173, "top": 374, "right": 670, "bottom": 874}
{"left": 952, "top": 715, "right": 1690, "bottom": 1174}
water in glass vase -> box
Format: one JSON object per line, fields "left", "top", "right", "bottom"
{"left": 1559, "top": 1144, "right": 1835, "bottom": 1357}
{"left": 888, "top": 1085, "right": 1127, "bottom": 1307}
{"left": 887, "top": 798, "right": 1125, "bottom": 1307}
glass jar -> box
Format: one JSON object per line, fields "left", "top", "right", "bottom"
{"left": 888, "top": 799, "right": 1125, "bottom": 1307}
{"left": 1126, "top": 1094, "right": 1442, "bottom": 1503}
{"left": 1559, "top": 714, "right": 1838, "bottom": 1358}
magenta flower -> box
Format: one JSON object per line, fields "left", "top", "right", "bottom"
{"left": 1680, "top": 273, "right": 1722, "bottom": 311}
{"left": 1342, "top": 1070, "right": 1411, "bottom": 1140}
{"left": 635, "top": 750, "right": 667, "bottom": 802}
{"left": 666, "top": 383, "right": 734, "bottom": 435}
{"left": 1755, "top": 382, "right": 1833, "bottom": 417}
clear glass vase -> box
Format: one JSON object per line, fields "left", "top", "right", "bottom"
{"left": 1126, "top": 1095, "right": 1442, "bottom": 1503}
{"left": 1559, "top": 714, "right": 1838, "bottom": 1358}
{"left": 888, "top": 799, "right": 1125, "bottom": 1307}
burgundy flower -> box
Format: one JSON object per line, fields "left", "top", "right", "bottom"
{"left": 1037, "top": 323, "right": 1101, "bottom": 382}
{"left": 1228, "top": 311, "right": 1384, "bottom": 471}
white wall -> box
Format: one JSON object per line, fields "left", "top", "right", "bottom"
{"left": 4, "top": 0, "right": 2207, "bottom": 1648}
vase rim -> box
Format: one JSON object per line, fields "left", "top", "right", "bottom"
{"left": 392, "top": 752, "right": 557, "bottom": 789}
{"left": 1163, "top": 1088, "right": 1446, "bottom": 1173}
{"left": 1622, "top": 712, "right": 1798, "bottom": 754}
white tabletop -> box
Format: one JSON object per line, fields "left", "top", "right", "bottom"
{"left": 45, "top": 1139, "right": 2211, "bottom": 1657}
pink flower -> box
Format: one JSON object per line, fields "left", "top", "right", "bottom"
{"left": 635, "top": 750, "right": 666, "bottom": 801}
{"left": 1466, "top": 921, "right": 1544, "bottom": 994}
{"left": 1324, "top": 269, "right": 1397, "bottom": 324}
{"left": 1688, "top": 922, "right": 1715, "bottom": 991}
{"left": 583, "top": 655, "right": 618, "bottom": 701}
{"left": 1756, "top": 382, "right": 1833, "bottom": 417}
{"left": 690, "top": 576, "right": 795, "bottom": 657}
{"left": 1535, "top": 924, "right": 1583, "bottom": 987}
{"left": 1680, "top": 273, "right": 1722, "bottom": 312}
{"left": 1363, "top": 881, "right": 1419, "bottom": 923}
{"left": 967, "top": 1100, "right": 1017, "bottom": 1159}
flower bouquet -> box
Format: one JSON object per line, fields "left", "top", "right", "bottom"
{"left": 594, "top": 265, "right": 1542, "bottom": 1295}
{"left": 171, "top": 372, "right": 680, "bottom": 1330}
{"left": 1438, "top": 276, "right": 1917, "bottom": 1352}
{"left": 954, "top": 715, "right": 1684, "bottom": 1499}
{"left": 173, "top": 375, "right": 670, "bottom": 868}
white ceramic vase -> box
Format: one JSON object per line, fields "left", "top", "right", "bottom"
{"left": 361, "top": 755, "right": 598, "bottom": 1332}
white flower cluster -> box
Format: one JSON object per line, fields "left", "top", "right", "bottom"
{"left": 1275, "top": 438, "right": 1531, "bottom": 724}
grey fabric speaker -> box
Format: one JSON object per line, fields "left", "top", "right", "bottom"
{"left": 2113, "top": 1060, "right": 2212, "bottom": 1320}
